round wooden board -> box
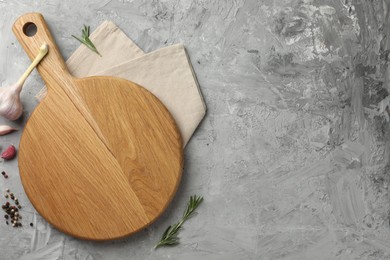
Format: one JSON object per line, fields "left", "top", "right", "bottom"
{"left": 14, "top": 13, "right": 183, "bottom": 240}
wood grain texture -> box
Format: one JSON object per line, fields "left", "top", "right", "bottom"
{"left": 13, "top": 13, "right": 183, "bottom": 240}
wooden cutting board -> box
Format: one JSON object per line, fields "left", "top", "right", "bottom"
{"left": 13, "top": 13, "right": 183, "bottom": 240}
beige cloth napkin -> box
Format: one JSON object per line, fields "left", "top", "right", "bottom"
{"left": 36, "top": 21, "right": 206, "bottom": 146}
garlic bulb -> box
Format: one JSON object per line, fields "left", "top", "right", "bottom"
{"left": 0, "top": 44, "right": 48, "bottom": 121}
{"left": 0, "top": 83, "right": 23, "bottom": 120}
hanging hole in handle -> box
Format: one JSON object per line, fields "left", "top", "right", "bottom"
{"left": 23, "top": 22, "right": 37, "bottom": 37}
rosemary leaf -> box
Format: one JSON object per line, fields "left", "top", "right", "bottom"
{"left": 72, "top": 25, "right": 101, "bottom": 56}
{"left": 154, "top": 195, "right": 203, "bottom": 249}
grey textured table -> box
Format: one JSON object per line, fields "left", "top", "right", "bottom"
{"left": 1, "top": 0, "right": 390, "bottom": 259}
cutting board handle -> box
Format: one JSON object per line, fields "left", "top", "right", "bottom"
{"left": 12, "top": 13, "right": 72, "bottom": 87}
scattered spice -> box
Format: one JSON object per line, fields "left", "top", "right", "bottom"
{"left": 1, "top": 171, "right": 4, "bottom": 175}
{"left": 1, "top": 145, "right": 16, "bottom": 160}
{"left": 2, "top": 188, "right": 24, "bottom": 228}
{"left": 30, "top": 223, "right": 33, "bottom": 227}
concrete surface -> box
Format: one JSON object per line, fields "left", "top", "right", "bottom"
{"left": 1, "top": 0, "right": 390, "bottom": 259}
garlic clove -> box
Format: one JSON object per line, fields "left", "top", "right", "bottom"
{"left": 0, "top": 125, "right": 18, "bottom": 136}
{"left": 1, "top": 145, "right": 16, "bottom": 160}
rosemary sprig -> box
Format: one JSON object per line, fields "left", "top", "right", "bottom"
{"left": 72, "top": 25, "right": 101, "bottom": 56}
{"left": 154, "top": 195, "right": 203, "bottom": 249}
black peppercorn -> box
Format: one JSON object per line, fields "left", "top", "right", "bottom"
{"left": 4, "top": 175, "right": 8, "bottom": 179}
{"left": 6, "top": 221, "right": 8, "bottom": 225}
{"left": 4, "top": 215, "right": 8, "bottom": 219}
{"left": 1, "top": 171, "right": 5, "bottom": 175}
{"left": 30, "top": 222, "right": 33, "bottom": 227}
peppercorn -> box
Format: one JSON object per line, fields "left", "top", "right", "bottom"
{"left": 5, "top": 188, "right": 9, "bottom": 192}
{"left": 18, "top": 223, "right": 22, "bottom": 227}
{"left": 12, "top": 223, "right": 15, "bottom": 227}
{"left": 17, "top": 205, "right": 21, "bottom": 209}
{"left": 5, "top": 202, "right": 9, "bottom": 207}
{"left": 30, "top": 223, "right": 33, "bottom": 227}
{"left": 15, "top": 201, "right": 19, "bottom": 205}
{"left": 10, "top": 209, "right": 14, "bottom": 213}
{"left": 5, "top": 221, "right": 8, "bottom": 225}
{"left": 4, "top": 194, "right": 8, "bottom": 198}
{"left": 4, "top": 175, "right": 8, "bottom": 179}
{"left": 1, "top": 171, "right": 4, "bottom": 175}
{"left": 4, "top": 215, "right": 8, "bottom": 219}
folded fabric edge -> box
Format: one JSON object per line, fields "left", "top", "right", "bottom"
{"left": 183, "top": 47, "right": 207, "bottom": 112}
